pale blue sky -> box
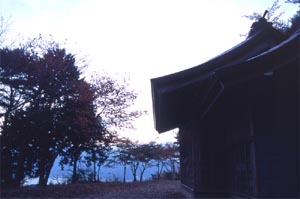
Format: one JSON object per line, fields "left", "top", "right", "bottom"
{"left": 0, "top": 0, "right": 298, "bottom": 143}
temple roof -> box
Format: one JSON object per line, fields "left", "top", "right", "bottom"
{"left": 151, "top": 19, "right": 299, "bottom": 133}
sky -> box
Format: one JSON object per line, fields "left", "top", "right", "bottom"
{"left": 0, "top": 0, "right": 298, "bottom": 143}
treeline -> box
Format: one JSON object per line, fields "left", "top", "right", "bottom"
{"left": 0, "top": 35, "right": 145, "bottom": 188}
{"left": 58, "top": 140, "right": 179, "bottom": 184}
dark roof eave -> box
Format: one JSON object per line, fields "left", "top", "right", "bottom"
{"left": 216, "top": 29, "right": 300, "bottom": 86}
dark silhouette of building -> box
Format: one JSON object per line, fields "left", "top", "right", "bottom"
{"left": 151, "top": 17, "right": 299, "bottom": 198}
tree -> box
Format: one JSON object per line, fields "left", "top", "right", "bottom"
{"left": 90, "top": 74, "right": 145, "bottom": 130}
{"left": 84, "top": 130, "right": 116, "bottom": 182}
{"left": 59, "top": 74, "right": 145, "bottom": 183}
{"left": 0, "top": 47, "right": 46, "bottom": 187}
{"left": 149, "top": 142, "right": 180, "bottom": 180}
{"left": 243, "top": 0, "right": 288, "bottom": 34}
{"left": 58, "top": 80, "right": 102, "bottom": 184}
{"left": 285, "top": 0, "right": 300, "bottom": 4}
{"left": 112, "top": 137, "right": 133, "bottom": 183}
{"left": 162, "top": 143, "right": 180, "bottom": 179}
{"left": 243, "top": 0, "right": 300, "bottom": 36}
{"left": 285, "top": 0, "right": 300, "bottom": 35}
{"left": 0, "top": 48, "right": 31, "bottom": 131}
{"left": 126, "top": 141, "right": 141, "bottom": 182}
{"left": 152, "top": 143, "right": 168, "bottom": 179}
{"left": 86, "top": 75, "right": 146, "bottom": 183}
{"left": 1, "top": 108, "right": 39, "bottom": 187}
{"left": 0, "top": 16, "right": 12, "bottom": 47}
{"left": 1, "top": 34, "right": 143, "bottom": 188}
{"left": 0, "top": 36, "right": 96, "bottom": 187}
{"left": 24, "top": 40, "right": 86, "bottom": 186}
{"left": 138, "top": 142, "right": 156, "bottom": 182}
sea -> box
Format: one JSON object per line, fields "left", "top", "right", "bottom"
{"left": 23, "top": 156, "right": 169, "bottom": 186}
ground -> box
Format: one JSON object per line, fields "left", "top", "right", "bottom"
{"left": 1, "top": 180, "right": 186, "bottom": 198}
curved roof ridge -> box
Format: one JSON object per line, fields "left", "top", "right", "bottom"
{"left": 151, "top": 24, "right": 283, "bottom": 88}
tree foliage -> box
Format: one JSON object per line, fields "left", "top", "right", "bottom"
{"left": 110, "top": 137, "right": 133, "bottom": 183}
{"left": 108, "top": 140, "right": 180, "bottom": 182}
{"left": 90, "top": 75, "right": 144, "bottom": 129}
{"left": 0, "top": 16, "right": 12, "bottom": 47}
{"left": 286, "top": 0, "right": 300, "bottom": 34}
{"left": 0, "top": 36, "right": 142, "bottom": 187}
{"left": 243, "top": 0, "right": 288, "bottom": 33}
{"left": 137, "top": 142, "right": 157, "bottom": 182}
{"left": 243, "top": 0, "right": 300, "bottom": 36}
{"left": 84, "top": 130, "right": 116, "bottom": 182}
{"left": 0, "top": 37, "right": 92, "bottom": 186}
{"left": 285, "top": 0, "right": 300, "bottom": 4}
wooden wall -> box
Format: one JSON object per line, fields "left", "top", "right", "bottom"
{"left": 179, "top": 59, "right": 299, "bottom": 198}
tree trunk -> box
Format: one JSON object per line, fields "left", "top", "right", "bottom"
{"left": 1, "top": 148, "right": 13, "bottom": 187}
{"left": 15, "top": 150, "right": 25, "bottom": 187}
{"left": 157, "top": 162, "right": 165, "bottom": 179}
{"left": 123, "top": 165, "right": 126, "bottom": 183}
{"left": 133, "top": 170, "right": 137, "bottom": 182}
{"left": 72, "top": 157, "right": 78, "bottom": 183}
{"left": 130, "top": 163, "right": 138, "bottom": 182}
{"left": 38, "top": 175, "right": 48, "bottom": 186}
{"left": 93, "top": 159, "right": 96, "bottom": 182}
{"left": 171, "top": 162, "right": 175, "bottom": 179}
{"left": 97, "top": 165, "right": 101, "bottom": 181}
{"left": 38, "top": 154, "right": 57, "bottom": 186}
{"left": 38, "top": 158, "right": 47, "bottom": 186}
{"left": 44, "top": 158, "right": 55, "bottom": 185}
{"left": 140, "top": 169, "right": 145, "bottom": 182}
{"left": 157, "top": 163, "right": 160, "bottom": 179}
